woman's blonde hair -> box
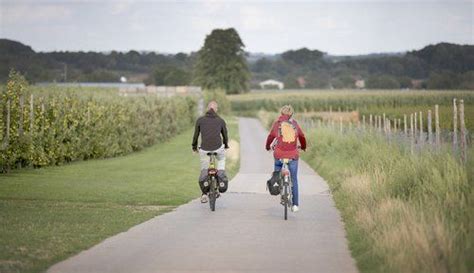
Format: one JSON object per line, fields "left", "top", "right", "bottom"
{"left": 280, "top": 105, "right": 294, "bottom": 116}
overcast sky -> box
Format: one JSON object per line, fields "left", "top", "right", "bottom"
{"left": 0, "top": 0, "right": 472, "bottom": 55}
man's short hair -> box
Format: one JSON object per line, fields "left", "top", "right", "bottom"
{"left": 280, "top": 105, "right": 294, "bottom": 116}
{"left": 208, "top": 101, "right": 218, "bottom": 111}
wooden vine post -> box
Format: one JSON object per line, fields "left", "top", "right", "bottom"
{"left": 427, "top": 110, "right": 432, "bottom": 145}
{"left": 459, "top": 99, "right": 467, "bottom": 163}
{"left": 30, "top": 94, "right": 34, "bottom": 133}
{"left": 419, "top": 111, "right": 423, "bottom": 144}
{"left": 3, "top": 100, "right": 11, "bottom": 150}
{"left": 410, "top": 113, "right": 414, "bottom": 154}
{"left": 453, "top": 99, "right": 458, "bottom": 154}
{"left": 435, "top": 104, "right": 440, "bottom": 148}
{"left": 404, "top": 114, "right": 407, "bottom": 136}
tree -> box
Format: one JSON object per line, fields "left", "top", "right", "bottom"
{"left": 459, "top": 71, "right": 474, "bottom": 90}
{"left": 252, "top": 58, "right": 272, "bottom": 73}
{"left": 398, "top": 76, "right": 412, "bottom": 89}
{"left": 281, "top": 48, "right": 324, "bottom": 66}
{"left": 194, "top": 28, "right": 250, "bottom": 94}
{"left": 163, "top": 67, "right": 190, "bottom": 86}
{"left": 366, "top": 75, "right": 400, "bottom": 89}
{"left": 427, "top": 71, "right": 459, "bottom": 89}
{"left": 145, "top": 65, "right": 190, "bottom": 86}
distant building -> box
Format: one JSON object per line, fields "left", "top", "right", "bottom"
{"left": 411, "top": 79, "right": 424, "bottom": 89}
{"left": 259, "top": 79, "right": 284, "bottom": 90}
{"left": 297, "top": 76, "right": 306, "bottom": 88}
{"left": 355, "top": 79, "right": 365, "bottom": 89}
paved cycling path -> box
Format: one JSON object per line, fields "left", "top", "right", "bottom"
{"left": 48, "top": 117, "right": 358, "bottom": 273}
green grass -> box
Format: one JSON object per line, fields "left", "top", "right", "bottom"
{"left": 0, "top": 129, "right": 200, "bottom": 205}
{"left": 0, "top": 116, "right": 240, "bottom": 273}
{"left": 0, "top": 200, "right": 171, "bottom": 273}
{"left": 301, "top": 127, "right": 472, "bottom": 273}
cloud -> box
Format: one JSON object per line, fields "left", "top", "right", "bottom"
{"left": 110, "top": 0, "right": 135, "bottom": 15}
{"left": 188, "top": 2, "right": 234, "bottom": 33}
{"left": 201, "top": 0, "right": 228, "bottom": 14}
{"left": 240, "top": 5, "right": 279, "bottom": 31}
{"left": 2, "top": 3, "right": 72, "bottom": 25}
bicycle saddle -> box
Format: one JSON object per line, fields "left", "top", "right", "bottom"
{"left": 207, "top": 152, "right": 218, "bottom": 156}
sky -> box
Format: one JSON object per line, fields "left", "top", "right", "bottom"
{"left": 0, "top": 0, "right": 473, "bottom": 55}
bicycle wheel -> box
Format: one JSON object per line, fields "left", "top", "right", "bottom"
{"left": 283, "top": 184, "right": 288, "bottom": 220}
{"left": 209, "top": 177, "right": 216, "bottom": 211}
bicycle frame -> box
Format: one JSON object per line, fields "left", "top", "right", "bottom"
{"left": 280, "top": 158, "right": 293, "bottom": 220}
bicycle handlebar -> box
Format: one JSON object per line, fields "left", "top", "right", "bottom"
{"left": 269, "top": 145, "right": 304, "bottom": 151}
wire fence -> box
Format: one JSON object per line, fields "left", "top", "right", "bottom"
{"left": 299, "top": 99, "right": 470, "bottom": 164}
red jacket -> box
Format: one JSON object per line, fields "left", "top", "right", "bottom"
{"left": 265, "top": 115, "right": 307, "bottom": 159}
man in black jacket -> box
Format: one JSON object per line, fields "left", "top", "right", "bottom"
{"left": 192, "top": 101, "right": 229, "bottom": 203}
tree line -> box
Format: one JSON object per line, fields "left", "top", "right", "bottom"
{"left": 1, "top": 31, "right": 473, "bottom": 93}
{"left": 251, "top": 43, "right": 474, "bottom": 90}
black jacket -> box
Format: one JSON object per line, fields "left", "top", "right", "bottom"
{"left": 192, "top": 109, "right": 229, "bottom": 151}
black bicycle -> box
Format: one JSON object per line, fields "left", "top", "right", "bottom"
{"left": 279, "top": 158, "right": 293, "bottom": 220}
{"left": 206, "top": 152, "right": 219, "bottom": 211}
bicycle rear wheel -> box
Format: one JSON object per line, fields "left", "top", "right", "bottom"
{"left": 209, "top": 177, "right": 216, "bottom": 211}
{"left": 283, "top": 184, "right": 288, "bottom": 220}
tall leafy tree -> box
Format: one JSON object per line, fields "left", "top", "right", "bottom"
{"left": 194, "top": 28, "right": 250, "bottom": 94}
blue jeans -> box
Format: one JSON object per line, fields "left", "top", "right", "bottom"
{"left": 274, "top": 159, "right": 299, "bottom": 206}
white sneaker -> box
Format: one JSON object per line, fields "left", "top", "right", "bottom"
{"left": 291, "top": 205, "right": 299, "bottom": 212}
{"left": 200, "top": 194, "right": 208, "bottom": 203}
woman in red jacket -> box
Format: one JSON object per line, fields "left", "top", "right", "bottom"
{"left": 265, "top": 105, "right": 307, "bottom": 212}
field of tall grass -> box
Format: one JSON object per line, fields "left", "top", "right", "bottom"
{"left": 258, "top": 111, "right": 473, "bottom": 273}
{"left": 231, "top": 90, "right": 474, "bottom": 130}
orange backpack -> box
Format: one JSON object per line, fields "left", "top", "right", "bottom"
{"left": 276, "top": 119, "right": 298, "bottom": 146}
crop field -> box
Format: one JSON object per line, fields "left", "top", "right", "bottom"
{"left": 0, "top": 72, "right": 198, "bottom": 172}
{"left": 229, "top": 89, "right": 474, "bottom": 130}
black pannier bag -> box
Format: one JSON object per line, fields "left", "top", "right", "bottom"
{"left": 217, "top": 170, "right": 228, "bottom": 193}
{"left": 267, "top": 171, "right": 281, "bottom": 195}
{"left": 199, "top": 169, "right": 210, "bottom": 194}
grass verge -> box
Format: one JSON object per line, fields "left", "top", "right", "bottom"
{"left": 0, "top": 116, "right": 239, "bottom": 273}
{"left": 301, "top": 127, "right": 473, "bottom": 273}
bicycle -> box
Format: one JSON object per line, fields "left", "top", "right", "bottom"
{"left": 206, "top": 152, "right": 219, "bottom": 212}
{"left": 279, "top": 158, "right": 293, "bottom": 220}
